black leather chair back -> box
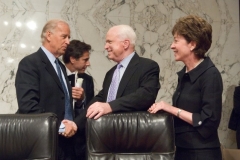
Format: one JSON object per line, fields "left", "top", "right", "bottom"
{"left": 87, "top": 111, "right": 175, "bottom": 160}
{"left": 0, "top": 113, "right": 58, "bottom": 160}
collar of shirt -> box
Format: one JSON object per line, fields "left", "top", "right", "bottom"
{"left": 118, "top": 52, "right": 135, "bottom": 79}
{"left": 65, "top": 65, "right": 76, "bottom": 76}
{"left": 177, "top": 57, "right": 214, "bottom": 83}
{"left": 185, "top": 58, "right": 204, "bottom": 73}
{"left": 41, "top": 46, "right": 58, "bottom": 72}
{"left": 120, "top": 52, "right": 135, "bottom": 69}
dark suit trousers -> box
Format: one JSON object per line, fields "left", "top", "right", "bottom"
{"left": 58, "top": 136, "right": 76, "bottom": 160}
{"left": 175, "top": 147, "right": 222, "bottom": 160}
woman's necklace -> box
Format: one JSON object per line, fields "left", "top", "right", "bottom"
{"left": 186, "top": 58, "right": 204, "bottom": 73}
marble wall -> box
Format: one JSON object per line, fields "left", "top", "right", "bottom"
{"left": 0, "top": 0, "right": 239, "bottom": 148}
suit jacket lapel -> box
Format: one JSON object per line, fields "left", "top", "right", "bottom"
{"left": 117, "top": 53, "right": 139, "bottom": 98}
{"left": 82, "top": 79, "right": 87, "bottom": 105}
{"left": 68, "top": 74, "right": 75, "bottom": 87}
{"left": 59, "top": 61, "right": 72, "bottom": 96}
{"left": 38, "top": 48, "right": 64, "bottom": 92}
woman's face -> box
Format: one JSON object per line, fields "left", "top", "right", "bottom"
{"left": 170, "top": 34, "right": 193, "bottom": 62}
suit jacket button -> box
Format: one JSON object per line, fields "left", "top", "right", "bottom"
{"left": 198, "top": 121, "right": 202, "bottom": 125}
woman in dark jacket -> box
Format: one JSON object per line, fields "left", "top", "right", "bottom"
{"left": 228, "top": 85, "right": 240, "bottom": 148}
{"left": 234, "top": 86, "right": 240, "bottom": 148}
{"left": 148, "top": 15, "right": 223, "bottom": 160}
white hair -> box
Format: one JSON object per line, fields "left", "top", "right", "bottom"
{"left": 112, "top": 25, "right": 136, "bottom": 47}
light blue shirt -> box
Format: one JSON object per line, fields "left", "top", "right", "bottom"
{"left": 119, "top": 52, "right": 135, "bottom": 80}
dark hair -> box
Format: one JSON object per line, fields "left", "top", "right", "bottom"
{"left": 172, "top": 15, "right": 212, "bottom": 59}
{"left": 63, "top": 40, "right": 91, "bottom": 63}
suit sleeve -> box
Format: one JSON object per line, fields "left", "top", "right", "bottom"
{"left": 74, "top": 75, "right": 95, "bottom": 132}
{"left": 87, "top": 88, "right": 104, "bottom": 106}
{"left": 15, "top": 58, "right": 43, "bottom": 113}
{"left": 110, "top": 60, "right": 160, "bottom": 112}
{"left": 87, "top": 74, "right": 106, "bottom": 106}
{"left": 86, "top": 76, "right": 95, "bottom": 105}
{"left": 192, "top": 67, "right": 223, "bottom": 138}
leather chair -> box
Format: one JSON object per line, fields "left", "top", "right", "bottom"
{"left": 0, "top": 113, "right": 58, "bottom": 160}
{"left": 87, "top": 111, "right": 175, "bottom": 160}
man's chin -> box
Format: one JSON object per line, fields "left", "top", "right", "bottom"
{"left": 174, "top": 55, "right": 179, "bottom": 61}
{"left": 58, "top": 50, "right": 66, "bottom": 56}
{"left": 108, "top": 53, "right": 114, "bottom": 59}
{"left": 78, "top": 71, "right": 85, "bottom": 74}
{"left": 107, "top": 55, "right": 112, "bottom": 60}
{"left": 79, "top": 69, "right": 85, "bottom": 73}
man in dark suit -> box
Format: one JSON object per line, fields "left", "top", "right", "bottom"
{"left": 86, "top": 24, "right": 160, "bottom": 119}
{"left": 15, "top": 19, "right": 83, "bottom": 160}
{"left": 62, "top": 40, "right": 94, "bottom": 159}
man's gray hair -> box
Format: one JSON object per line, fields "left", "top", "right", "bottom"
{"left": 40, "top": 19, "right": 69, "bottom": 43}
{"left": 115, "top": 25, "right": 136, "bottom": 47}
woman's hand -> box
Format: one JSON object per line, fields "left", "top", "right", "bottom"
{"left": 148, "top": 101, "right": 171, "bottom": 113}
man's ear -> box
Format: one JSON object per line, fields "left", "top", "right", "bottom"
{"left": 46, "top": 31, "right": 52, "bottom": 42}
{"left": 123, "top": 40, "right": 130, "bottom": 49}
{"left": 70, "top": 56, "right": 76, "bottom": 64}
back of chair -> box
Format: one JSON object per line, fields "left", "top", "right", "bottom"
{"left": 87, "top": 111, "right": 175, "bottom": 160}
{"left": 0, "top": 113, "right": 58, "bottom": 160}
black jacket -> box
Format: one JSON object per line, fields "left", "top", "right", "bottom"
{"left": 173, "top": 57, "right": 223, "bottom": 149}
{"left": 228, "top": 86, "right": 240, "bottom": 130}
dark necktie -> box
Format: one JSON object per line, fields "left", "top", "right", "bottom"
{"left": 55, "top": 59, "right": 73, "bottom": 120}
{"left": 67, "top": 74, "right": 75, "bottom": 87}
{"left": 107, "top": 64, "right": 122, "bottom": 102}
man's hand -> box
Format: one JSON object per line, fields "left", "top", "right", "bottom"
{"left": 60, "top": 120, "right": 77, "bottom": 138}
{"left": 72, "top": 87, "right": 84, "bottom": 100}
{"left": 86, "top": 102, "right": 112, "bottom": 119}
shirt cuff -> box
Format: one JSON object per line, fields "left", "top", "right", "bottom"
{"left": 58, "top": 122, "right": 65, "bottom": 133}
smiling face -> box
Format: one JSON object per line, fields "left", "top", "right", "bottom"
{"left": 104, "top": 27, "right": 125, "bottom": 63}
{"left": 170, "top": 34, "right": 195, "bottom": 63}
{"left": 71, "top": 51, "right": 90, "bottom": 73}
{"left": 47, "top": 22, "right": 70, "bottom": 57}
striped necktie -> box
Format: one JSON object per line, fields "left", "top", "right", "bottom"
{"left": 107, "top": 63, "right": 122, "bottom": 102}
{"left": 55, "top": 59, "right": 73, "bottom": 120}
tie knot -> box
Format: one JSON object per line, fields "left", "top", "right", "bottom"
{"left": 55, "top": 59, "right": 59, "bottom": 64}
{"left": 117, "top": 63, "right": 122, "bottom": 69}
